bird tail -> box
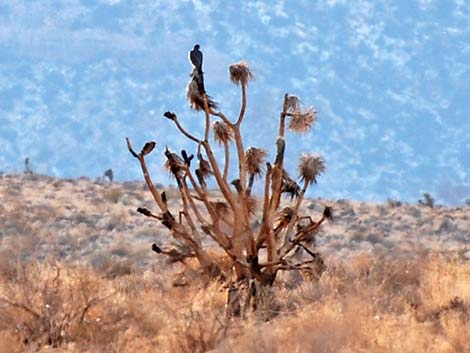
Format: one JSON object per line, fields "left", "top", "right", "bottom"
{"left": 206, "top": 95, "right": 218, "bottom": 110}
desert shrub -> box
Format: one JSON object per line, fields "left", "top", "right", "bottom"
{"left": 104, "top": 169, "right": 114, "bottom": 182}
{"left": 0, "top": 262, "right": 127, "bottom": 350}
{"left": 24, "top": 157, "right": 32, "bottom": 175}
{"left": 0, "top": 240, "right": 467, "bottom": 353}
{"left": 387, "top": 198, "right": 402, "bottom": 207}
{"left": 418, "top": 192, "right": 435, "bottom": 208}
{"left": 102, "top": 187, "right": 124, "bottom": 204}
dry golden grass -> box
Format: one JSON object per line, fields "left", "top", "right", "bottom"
{"left": 0, "top": 253, "right": 468, "bottom": 353}
{"left": 1, "top": 174, "right": 469, "bottom": 352}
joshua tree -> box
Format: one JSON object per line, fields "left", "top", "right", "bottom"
{"left": 126, "top": 46, "right": 331, "bottom": 315}
{"left": 24, "top": 157, "right": 32, "bottom": 174}
{"left": 104, "top": 168, "right": 114, "bottom": 182}
{"left": 418, "top": 192, "right": 434, "bottom": 208}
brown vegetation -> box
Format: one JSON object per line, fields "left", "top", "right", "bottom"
{"left": 0, "top": 175, "right": 469, "bottom": 351}
{"left": 0, "top": 250, "right": 468, "bottom": 352}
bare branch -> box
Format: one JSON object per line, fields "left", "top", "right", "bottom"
{"left": 125, "top": 137, "right": 139, "bottom": 158}
{"left": 279, "top": 93, "right": 290, "bottom": 138}
{"left": 185, "top": 168, "right": 232, "bottom": 250}
{"left": 178, "top": 180, "right": 202, "bottom": 245}
{"left": 235, "top": 83, "right": 247, "bottom": 127}
{"left": 181, "top": 177, "right": 208, "bottom": 226}
{"left": 151, "top": 243, "right": 195, "bottom": 263}
{"left": 223, "top": 140, "right": 230, "bottom": 181}
{"left": 166, "top": 112, "right": 201, "bottom": 144}
{"left": 280, "top": 179, "right": 308, "bottom": 248}
{"left": 232, "top": 127, "right": 247, "bottom": 193}
{"left": 126, "top": 137, "right": 166, "bottom": 211}
{"left": 296, "top": 243, "right": 318, "bottom": 258}
{"left": 279, "top": 214, "right": 327, "bottom": 259}
{"left": 136, "top": 207, "right": 162, "bottom": 220}
{"left": 268, "top": 137, "right": 286, "bottom": 217}
{"left": 201, "top": 140, "right": 236, "bottom": 210}
{"left": 209, "top": 109, "right": 234, "bottom": 127}
{"left": 256, "top": 162, "right": 272, "bottom": 250}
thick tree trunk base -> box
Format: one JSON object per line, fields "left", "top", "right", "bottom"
{"left": 226, "top": 279, "right": 280, "bottom": 321}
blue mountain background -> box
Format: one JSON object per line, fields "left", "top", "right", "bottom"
{"left": 0, "top": 0, "right": 469, "bottom": 204}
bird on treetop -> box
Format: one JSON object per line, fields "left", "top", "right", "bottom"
{"left": 189, "top": 44, "right": 203, "bottom": 75}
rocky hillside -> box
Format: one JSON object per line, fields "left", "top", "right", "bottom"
{"left": 1, "top": 174, "right": 468, "bottom": 271}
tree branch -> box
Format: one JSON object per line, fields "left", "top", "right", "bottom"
{"left": 185, "top": 167, "right": 232, "bottom": 249}
{"left": 201, "top": 140, "right": 236, "bottom": 210}
{"left": 177, "top": 178, "right": 202, "bottom": 245}
{"left": 280, "top": 179, "right": 308, "bottom": 248}
{"left": 223, "top": 140, "right": 230, "bottom": 181}
{"left": 169, "top": 114, "right": 201, "bottom": 144}
{"left": 235, "top": 83, "right": 247, "bottom": 127}
{"left": 126, "top": 137, "right": 166, "bottom": 211}
{"left": 279, "top": 215, "right": 327, "bottom": 259}
{"left": 209, "top": 109, "right": 234, "bottom": 127}
{"left": 268, "top": 137, "right": 285, "bottom": 218}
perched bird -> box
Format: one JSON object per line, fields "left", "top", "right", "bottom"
{"left": 189, "top": 45, "right": 205, "bottom": 93}
{"left": 189, "top": 44, "right": 203, "bottom": 75}
{"left": 186, "top": 44, "right": 218, "bottom": 110}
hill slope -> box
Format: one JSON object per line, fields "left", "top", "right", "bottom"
{"left": 1, "top": 173, "right": 469, "bottom": 269}
{"left": 0, "top": 174, "right": 469, "bottom": 352}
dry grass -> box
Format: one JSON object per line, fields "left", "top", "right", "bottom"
{"left": 0, "top": 254, "right": 468, "bottom": 352}
{"left": 0, "top": 174, "right": 469, "bottom": 352}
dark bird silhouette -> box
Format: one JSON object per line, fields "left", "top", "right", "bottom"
{"left": 189, "top": 45, "right": 205, "bottom": 94}
{"left": 186, "top": 44, "right": 218, "bottom": 110}
{"left": 189, "top": 44, "right": 203, "bottom": 75}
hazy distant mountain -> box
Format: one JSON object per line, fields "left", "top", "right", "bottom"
{"left": 0, "top": 1, "right": 469, "bottom": 204}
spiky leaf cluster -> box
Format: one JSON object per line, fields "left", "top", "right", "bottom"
{"left": 229, "top": 61, "right": 254, "bottom": 86}
{"left": 288, "top": 107, "right": 317, "bottom": 133}
{"left": 213, "top": 121, "right": 233, "bottom": 144}
{"left": 298, "top": 153, "right": 325, "bottom": 185}
{"left": 245, "top": 147, "right": 267, "bottom": 177}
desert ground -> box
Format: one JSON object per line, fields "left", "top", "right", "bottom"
{"left": 0, "top": 173, "right": 469, "bottom": 352}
